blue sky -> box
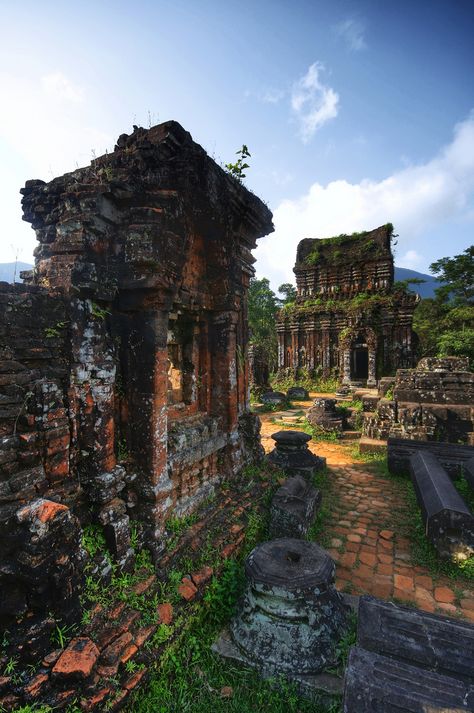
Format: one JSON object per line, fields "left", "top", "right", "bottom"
{"left": 1, "top": 0, "right": 473, "bottom": 290}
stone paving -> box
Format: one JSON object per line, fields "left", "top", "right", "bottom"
{"left": 259, "top": 399, "right": 474, "bottom": 623}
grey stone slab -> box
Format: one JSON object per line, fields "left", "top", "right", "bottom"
{"left": 357, "top": 595, "right": 474, "bottom": 683}
{"left": 343, "top": 646, "right": 474, "bottom": 712}
{"left": 388, "top": 436, "right": 474, "bottom": 477}
{"left": 409, "top": 449, "right": 474, "bottom": 558}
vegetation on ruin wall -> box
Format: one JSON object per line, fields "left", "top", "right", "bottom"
{"left": 280, "top": 290, "right": 402, "bottom": 318}
{"left": 304, "top": 223, "right": 394, "bottom": 266}
{"left": 271, "top": 366, "right": 340, "bottom": 394}
{"left": 413, "top": 245, "right": 474, "bottom": 367}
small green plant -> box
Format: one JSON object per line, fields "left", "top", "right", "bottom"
{"left": 225, "top": 145, "right": 251, "bottom": 181}
{"left": 3, "top": 655, "right": 18, "bottom": 675}
{"left": 51, "top": 623, "right": 76, "bottom": 649}
{"left": 117, "top": 437, "right": 130, "bottom": 462}
{"left": 90, "top": 301, "right": 110, "bottom": 320}
{"left": 330, "top": 612, "right": 357, "bottom": 673}
{"left": 82, "top": 523, "right": 109, "bottom": 559}
{"left": 44, "top": 320, "right": 67, "bottom": 339}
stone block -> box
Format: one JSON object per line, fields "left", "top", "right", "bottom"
{"left": 286, "top": 387, "right": 309, "bottom": 400}
{"left": 269, "top": 475, "right": 321, "bottom": 538}
{"left": 409, "top": 450, "right": 474, "bottom": 558}
{"left": 388, "top": 437, "right": 474, "bottom": 477}
{"left": 357, "top": 595, "right": 474, "bottom": 682}
{"left": 343, "top": 646, "right": 474, "bottom": 712}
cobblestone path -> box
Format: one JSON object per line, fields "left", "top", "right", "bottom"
{"left": 259, "top": 402, "right": 474, "bottom": 623}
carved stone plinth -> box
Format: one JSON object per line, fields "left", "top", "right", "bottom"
{"left": 267, "top": 431, "right": 326, "bottom": 479}
{"left": 307, "top": 399, "right": 343, "bottom": 433}
{"left": 269, "top": 476, "right": 321, "bottom": 539}
{"left": 230, "top": 539, "right": 348, "bottom": 676}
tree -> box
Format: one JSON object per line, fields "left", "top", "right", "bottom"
{"left": 277, "top": 283, "right": 297, "bottom": 305}
{"left": 248, "top": 277, "right": 279, "bottom": 371}
{"left": 413, "top": 245, "right": 474, "bottom": 367}
{"left": 430, "top": 245, "right": 474, "bottom": 304}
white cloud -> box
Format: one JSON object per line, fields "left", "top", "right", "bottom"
{"left": 0, "top": 71, "right": 113, "bottom": 263}
{"left": 398, "top": 250, "right": 424, "bottom": 269}
{"left": 334, "top": 18, "right": 367, "bottom": 51}
{"left": 41, "top": 72, "right": 84, "bottom": 103}
{"left": 271, "top": 170, "right": 294, "bottom": 187}
{"left": 291, "top": 63, "right": 339, "bottom": 142}
{"left": 255, "top": 112, "right": 474, "bottom": 287}
{"left": 261, "top": 88, "right": 285, "bottom": 104}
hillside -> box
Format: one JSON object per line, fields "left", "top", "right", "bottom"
{"left": 0, "top": 262, "right": 33, "bottom": 283}
{"left": 394, "top": 266, "right": 440, "bottom": 299}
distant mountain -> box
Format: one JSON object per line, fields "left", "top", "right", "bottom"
{"left": 394, "top": 267, "right": 441, "bottom": 299}
{"left": 0, "top": 262, "right": 33, "bottom": 283}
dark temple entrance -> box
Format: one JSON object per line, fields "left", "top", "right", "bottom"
{"left": 351, "top": 345, "right": 368, "bottom": 380}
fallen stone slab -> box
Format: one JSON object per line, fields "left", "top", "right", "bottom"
{"left": 269, "top": 475, "right": 321, "bottom": 539}
{"left": 388, "top": 436, "right": 474, "bottom": 477}
{"left": 343, "top": 646, "right": 474, "bottom": 712}
{"left": 357, "top": 595, "right": 474, "bottom": 683}
{"left": 409, "top": 449, "right": 474, "bottom": 558}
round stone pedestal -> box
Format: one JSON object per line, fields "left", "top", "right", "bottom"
{"left": 267, "top": 430, "right": 325, "bottom": 479}
{"left": 230, "top": 538, "right": 348, "bottom": 675}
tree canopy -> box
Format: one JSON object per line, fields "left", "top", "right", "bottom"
{"left": 413, "top": 245, "right": 474, "bottom": 367}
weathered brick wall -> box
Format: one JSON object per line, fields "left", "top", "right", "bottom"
{"left": 0, "top": 121, "right": 273, "bottom": 700}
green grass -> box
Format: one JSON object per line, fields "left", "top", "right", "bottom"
{"left": 129, "top": 555, "right": 341, "bottom": 713}
{"left": 307, "top": 467, "right": 335, "bottom": 547}
{"left": 127, "top": 463, "right": 341, "bottom": 713}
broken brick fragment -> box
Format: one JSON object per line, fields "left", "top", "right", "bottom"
{"left": 178, "top": 578, "right": 198, "bottom": 601}
{"left": 52, "top": 638, "right": 99, "bottom": 680}
{"left": 157, "top": 602, "right": 173, "bottom": 625}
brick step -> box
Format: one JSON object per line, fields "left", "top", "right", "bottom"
{"left": 359, "top": 437, "right": 387, "bottom": 454}
{"left": 340, "top": 431, "right": 361, "bottom": 440}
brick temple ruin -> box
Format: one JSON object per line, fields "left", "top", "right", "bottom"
{"left": 276, "top": 224, "right": 418, "bottom": 386}
{"left": 0, "top": 122, "right": 273, "bottom": 679}
{"left": 364, "top": 356, "right": 474, "bottom": 445}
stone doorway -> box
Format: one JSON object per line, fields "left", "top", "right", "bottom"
{"left": 352, "top": 345, "right": 368, "bottom": 380}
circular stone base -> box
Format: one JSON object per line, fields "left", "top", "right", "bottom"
{"left": 230, "top": 539, "right": 348, "bottom": 675}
